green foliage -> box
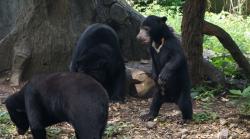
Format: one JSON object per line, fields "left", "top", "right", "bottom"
{"left": 237, "top": 103, "right": 250, "bottom": 116}
{"left": 193, "top": 112, "right": 218, "bottom": 123}
{"left": 191, "top": 85, "right": 223, "bottom": 102}
{"left": 0, "top": 111, "right": 11, "bottom": 124}
{"left": 0, "top": 124, "right": 16, "bottom": 137}
{"left": 133, "top": 1, "right": 182, "bottom": 33}
{"left": 192, "top": 90, "right": 214, "bottom": 102}
{"left": 204, "top": 12, "right": 250, "bottom": 54}
{"left": 47, "top": 126, "right": 63, "bottom": 137}
{"left": 131, "top": 0, "right": 153, "bottom": 5}
{"left": 130, "top": 0, "right": 183, "bottom": 7}
{"left": 210, "top": 55, "right": 240, "bottom": 77}
{"left": 191, "top": 85, "right": 219, "bottom": 123}
{"left": 0, "top": 109, "right": 16, "bottom": 136}
{"left": 134, "top": 1, "right": 182, "bottom": 18}
{"left": 229, "top": 86, "right": 250, "bottom": 98}
{"left": 204, "top": 12, "right": 250, "bottom": 77}
{"left": 104, "top": 122, "right": 127, "bottom": 137}
{"left": 229, "top": 86, "right": 250, "bottom": 116}
{"left": 156, "top": 0, "right": 184, "bottom": 7}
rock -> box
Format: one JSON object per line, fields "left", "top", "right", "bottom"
{"left": 173, "top": 129, "right": 189, "bottom": 139}
{"left": 229, "top": 124, "right": 237, "bottom": 129}
{"left": 230, "top": 132, "right": 238, "bottom": 139}
{"left": 203, "top": 49, "right": 216, "bottom": 59}
{"left": 221, "top": 97, "right": 229, "bottom": 102}
{"left": 139, "top": 111, "right": 148, "bottom": 117}
{"left": 158, "top": 116, "right": 167, "bottom": 122}
{"left": 146, "top": 121, "right": 157, "bottom": 129}
{"left": 181, "top": 134, "right": 187, "bottom": 139}
{"left": 126, "top": 62, "right": 155, "bottom": 98}
{"left": 131, "top": 69, "right": 155, "bottom": 93}
{"left": 245, "top": 134, "right": 250, "bottom": 138}
{"left": 175, "top": 132, "right": 182, "bottom": 138}
{"left": 141, "top": 100, "right": 147, "bottom": 104}
{"left": 180, "top": 128, "right": 189, "bottom": 135}
{"left": 234, "top": 128, "right": 243, "bottom": 134}
{"left": 217, "top": 128, "right": 228, "bottom": 139}
{"left": 220, "top": 119, "right": 228, "bottom": 125}
{"left": 140, "top": 59, "right": 150, "bottom": 64}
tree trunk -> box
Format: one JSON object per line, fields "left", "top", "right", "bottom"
{"left": 203, "top": 21, "right": 250, "bottom": 79}
{"left": 181, "top": 0, "right": 207, "bottom": 85}
{"left": 209, "top": 0, "right": 224, "bottom": 13}
{"left": 0, "top": 0, "right": 147, "bottom": 86}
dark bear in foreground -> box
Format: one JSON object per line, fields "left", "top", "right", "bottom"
{"left": 70, "top": 23, "right": 126, "bottom": 102}
{"left": 4, "top": 72, "right": 109, "bottom": 139}
{"left": 136, "top": 15, "right": 193, "bottom": 122}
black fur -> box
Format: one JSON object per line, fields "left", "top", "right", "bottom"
{"left": 137, "top": 15, "right": 193, "bottom": 121}
{"left": 5, "top": 72, "right": 109, "bottom": 139}
{"left": 70, "top": 23, "right": 126, "bottom": 102}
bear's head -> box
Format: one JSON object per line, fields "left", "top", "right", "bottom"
{"left": 137, "top": 15, "right": 174, "bottom": 47}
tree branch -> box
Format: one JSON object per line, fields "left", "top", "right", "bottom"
{"left": 203, "top": 20, "right": 250, "bottom": 79}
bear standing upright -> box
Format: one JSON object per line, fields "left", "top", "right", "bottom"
{"left": 137, "top": 15, "right": 193, "bottom": 122}
{"left": 70, "top": 23, "right": 126, "bottom": 102}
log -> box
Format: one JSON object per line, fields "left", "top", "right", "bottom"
{"left": 126, "top": 61, "right": 155, "bottom": 98}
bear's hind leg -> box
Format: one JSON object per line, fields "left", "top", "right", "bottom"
{"left": 177, "top": 91, "right": 193, "bottom": 121}
{"left": 141, "top": 89, "right": 164, "bottom": 121}
{"left": 110, "top": 70, "right": 126, "bottom": 102}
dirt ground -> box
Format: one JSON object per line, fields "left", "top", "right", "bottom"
{"left": 0, "top": 76, "right": 250, "bottom": 139}
{"left": 107, "top": 97, "right": 250, "bottom": 139}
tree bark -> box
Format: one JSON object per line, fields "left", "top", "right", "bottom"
{"left": 203, "top": 21, "right": 250, "bottom": 79}
{"left": 0, "top": 0, "right": 147, "bottom": 85}
{"left": 181, "top": 0, "right": 207, "bottom": 85}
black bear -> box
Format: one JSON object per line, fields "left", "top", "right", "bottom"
{"left": 70, "top": 23, "right": 126, "bottom": 102}
{"left": 136, "top": 15, "right": 193, "bottom": 122}
{"left": 4, "top": 72, "right": 109, "bottom": 139}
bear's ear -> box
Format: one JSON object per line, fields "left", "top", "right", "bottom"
{"left": 161, "top": 16, "right": 167, "bottom": 23}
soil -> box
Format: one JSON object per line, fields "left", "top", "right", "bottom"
{"left": 0, "top": 73, "right": 249, "bottom": 139}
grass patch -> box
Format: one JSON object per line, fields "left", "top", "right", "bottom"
{"left": 193, "top": 112, "right": 218, "bottom": 123}
{"left": 104, "top": 122, "right": 129, "bottom": 137}
{"left": 0, "top": 106, "right": 16, "bottom": 137}
{"left": 229, "top": 86, "right": 250, "bottom": 116}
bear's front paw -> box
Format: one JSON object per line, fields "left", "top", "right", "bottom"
{"left": 140, "top": 113, "right": 156, "bottom": 121}
{"left": 157, "top": 77, "right": 167, "bottom": 93}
